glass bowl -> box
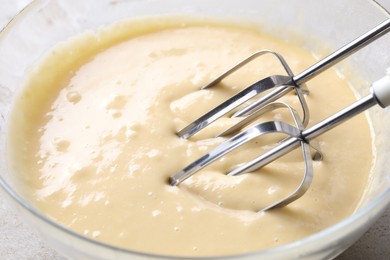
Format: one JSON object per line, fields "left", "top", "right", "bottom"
{"left": 0, "top": 0, "right": 390, "bottom": 259}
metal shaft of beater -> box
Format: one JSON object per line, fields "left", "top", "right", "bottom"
{"left": 235, "top": 18, "right": 390, "bottom": 117}
{"left": 228, "top": 93, "right": 378, "bottom": 176}
{"left": 295, "top": 19, "right": 390, "bottom": 83}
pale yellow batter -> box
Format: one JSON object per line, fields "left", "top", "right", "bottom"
{"left": 8, "top": 19, "right": 372, "bottom": 257}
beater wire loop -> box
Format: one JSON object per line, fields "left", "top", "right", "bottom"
{"left": 171, "top": 19, "right": 390, "bottom": 211}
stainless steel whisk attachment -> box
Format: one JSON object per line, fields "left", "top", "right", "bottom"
{"left": 169, "top": 19, "right": 390, "bottom": 212}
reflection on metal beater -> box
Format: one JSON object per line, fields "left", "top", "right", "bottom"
{"left": 170, "top": 19, "right": 390, "bottom": 212}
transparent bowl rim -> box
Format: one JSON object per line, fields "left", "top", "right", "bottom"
{"left": 0, "top": 0, "right": 390, "bottom": 259}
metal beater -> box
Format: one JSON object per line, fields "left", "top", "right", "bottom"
{"left": 169, "top": 19, "right": 390, "bottom": 212}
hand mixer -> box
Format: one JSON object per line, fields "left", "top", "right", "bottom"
{"left": 169, "top": 19, "right": 390, "bottom": 212}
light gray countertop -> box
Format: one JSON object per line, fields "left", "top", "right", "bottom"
{"left": 0, "top": 1, "right": 389, "bottom": 259}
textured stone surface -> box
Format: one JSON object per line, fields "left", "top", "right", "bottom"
{"left": 0, "top": 190, "right": 63, "bottom": 260}
{"left": 0, "top": 1, "right": 389, "bottom": 259}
